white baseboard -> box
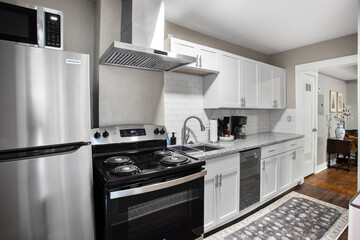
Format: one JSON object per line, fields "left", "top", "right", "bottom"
{"left": 315, "top": 162, "right": 328, "bottom": 173}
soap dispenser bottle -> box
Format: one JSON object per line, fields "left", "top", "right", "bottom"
{"left": 170, "top": 132, "right": 176, "bottom": 145}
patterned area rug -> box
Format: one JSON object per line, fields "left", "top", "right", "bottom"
{"left": 206, "top": 192, "right": 348, "bottom": 240}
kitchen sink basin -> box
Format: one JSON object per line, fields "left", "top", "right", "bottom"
{"left": 168, "top": 145, "right": 201, "bottom": 153}
{"left": 192, "top": 145, "right": 222, "bottom": 152}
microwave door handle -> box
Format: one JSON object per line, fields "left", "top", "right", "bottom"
{"left": 109, "top": 170, "right": 207, "bottom": 199}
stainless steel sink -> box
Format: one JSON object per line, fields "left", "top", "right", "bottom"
{"left": 168, "top": 145, "right": 201, "bottom": 154}
{"left": 192, "top": 145, "right": 222, "bottom": 152}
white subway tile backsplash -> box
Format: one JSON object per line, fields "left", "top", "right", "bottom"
{"left": 270, "top": 109, "right": 297, "bottom": 133}
{"left": 164, "top": 72, "right": 296, "bottom": 144}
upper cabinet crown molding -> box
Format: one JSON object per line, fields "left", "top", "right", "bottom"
{"left": 166, "top": 37, "right": 286, "bottom": 109}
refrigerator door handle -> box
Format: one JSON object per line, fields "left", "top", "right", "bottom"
{"left": 0, "top": 142, "right": 90, "bottom": 162}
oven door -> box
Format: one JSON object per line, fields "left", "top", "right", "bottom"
{"left": 0, "top": 2, "right": 37, "bottom": 45}
{"left": 106, "top": 170, "right": 206, "bottom": 240}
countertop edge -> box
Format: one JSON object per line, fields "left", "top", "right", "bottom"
{"left": 190, "top": 134, "right": 304, "bottom": 161}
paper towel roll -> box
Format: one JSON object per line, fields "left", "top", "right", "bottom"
{"left": 209, "top": 120, "right": 218, "bottom": 142}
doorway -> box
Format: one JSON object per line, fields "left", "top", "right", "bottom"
{"left": 295, "top": 54, "right": 358, "bottom": 192}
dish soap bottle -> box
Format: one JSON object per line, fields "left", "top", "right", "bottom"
{"left": 170, "top": 132, "right": 176, "bottom": 145}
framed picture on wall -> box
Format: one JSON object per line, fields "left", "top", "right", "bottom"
{"left": 330, "top": 90, "right": 337, "bottom": 113}
{"left": 337, "top": 92, "right": 344, "bottom": 112}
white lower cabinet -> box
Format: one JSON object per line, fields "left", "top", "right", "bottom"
{"left": 291, "top": 148, "right": 304, "bottom": 185}
{"left": 260, "top": 156, "right": 278, "bottom": 201}
{"left": 204, "top": 153, "right": 240, "bottom": 232}
{"left": 217, "top": 168, "right": 239, "bottom": 223}
{"left": 260, "top": 140, "right": 304, "bottom": 202}
{"left": 278, "top": 152, "right": 292, "bottom": 193}
{"left": 203, "top": 139, "right": 304, "bottom": 233}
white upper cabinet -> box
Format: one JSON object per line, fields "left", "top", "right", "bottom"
{"left": 219, "top": 52, "right": 241, "bottom": 108}
{"left": 166, "top": 37, "right": 220, "bottom": 73}
{"left": 167, "top": 37, "right": 286, "bottom": 109}
{"left": 241, "top": 59, "right": 259, "bottom": 108}
{"left": 273, "top": 67, "right": 286, "bottom": 108}
{"left": 198, "top": 45, "right": 220, "bottom": 71}
{"left": 259, "top": 64, "right": 273, "bottom": 108}
{"left": 169, "top": 38, "right": 197, "bottom": 68}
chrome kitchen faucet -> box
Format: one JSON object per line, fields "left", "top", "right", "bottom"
{"left": 182, "top": 116, "right": 206, "bottom": 145}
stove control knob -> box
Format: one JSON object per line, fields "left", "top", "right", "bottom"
{"left": 160, "top": 128, "right": 165, "bottom": 135}
{"left": 103, "top": 131, "right": 109, "bottom": 138}
{"left": 154, "top": 128, "right": 160, "bottom": 135}
{"left": 94, "top": 132, "right": 101, "bottom": 139}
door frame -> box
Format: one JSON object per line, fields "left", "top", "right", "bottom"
{"left": 301, "top": 72, "right": 318, "bottom": 175}
{"left": 295, "top": 54, "right": 358, "bottom": 174}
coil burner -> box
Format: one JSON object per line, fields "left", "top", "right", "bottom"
{"left": 111, "top": 165, "right": 141, "bottom": 176}
{"left": 160, "top": 156, "right": 189, "bottom": 165}
{"left": 104, "top": 156, "right": 132, "bottom": 165}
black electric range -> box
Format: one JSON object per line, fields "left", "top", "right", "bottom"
{"left": 92, "top": 145, "right": 204, "bottom": 188}
{"left": 92, "top": 124, "right": 206, "bottom": 240}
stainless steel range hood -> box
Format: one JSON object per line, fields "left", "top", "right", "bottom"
{"left": 99, "top": 0, "right": 195, "bottom": 72}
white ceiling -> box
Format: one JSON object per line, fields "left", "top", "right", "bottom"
{"left": 319, "top": 65, "right": 357, "bottom": 81}
{"left": 164, "top": 0, "right": 358, "bottom": 55}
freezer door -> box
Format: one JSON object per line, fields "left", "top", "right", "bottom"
{"left": 0, "top": 41, "right": 91, "bottom": 151}
{"left": 0, "top": 144, "right": 94, "bottom": 240}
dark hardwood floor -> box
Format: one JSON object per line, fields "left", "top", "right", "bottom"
{"left": 206, "top": 168, "right": 357, "bottom": 239}
{"left": 305, "top": 167, "right": 358, "bottom": 197}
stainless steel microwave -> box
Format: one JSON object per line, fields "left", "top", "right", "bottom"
{"left": 0, "top": 1, "right": 63, "bottom": 50}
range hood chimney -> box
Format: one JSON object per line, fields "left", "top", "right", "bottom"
{"left": 99, "top": 0, "right": 195, "bottom": 72}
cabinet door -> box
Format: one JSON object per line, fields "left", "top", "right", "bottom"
{"left": 198, "top": 46, "right": 219, "bottom": 71}
{"left": 261, "top": 156, "right": 278, "bottom": 201}
{"left": 291, "top": 148, "right": 304, "bottom": 185}
{"left": 259, "top": 64, "right": 273, "bottom": 108}
{"left": 217, "top": 167, "right": 239, "bottom": 224}
{"left": 241, "top": 59, "right": 259, "bottom": 108}
{"left": 273, "top": 67, "right": 286, "bottom": 108}
{"left": 219, "top": 52, "right": 241, "bottom": 108}
{"left": 278, "top": 152, "right": 292, "bottom": 193}
{"left": 204, "top": 176, "right": 217, "bottom": 231}
{"left": 170, "top": 38, "right": 197, "bottom": 68}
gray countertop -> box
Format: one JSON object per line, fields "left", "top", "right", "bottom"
{"left": 186, "top": 132, "right": 304, "bottom": 160}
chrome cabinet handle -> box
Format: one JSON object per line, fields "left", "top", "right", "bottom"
{"left": 219, "top": 174, "right": 222, "bottom": 187}
{"left": 244, "top": 97, "right": 246, "bottom": 107}
{"left": 290, "top": 143, "right": 297, "bottom": 147}
{"left": 292, "top": 151, "right": 296, "bottom": 160}
{"left": 110, "top": 170, "right": 207, "bottom": 199}
{"left": 262, "top": 161, "right": 266, "bottom": 171}
{"left": 241, "top": 97, "right": 246, "bottom": 107}
{"left": 269, "top": 149, "right": 276, "bottom": 153}
{"left": 199, "top": 55, "right": 202, "bottom": 68}
{"left": 273, "top": 100, "right": 277, "bottom": 108}
{"left": 312, "top": 128, "right": 318, "bottom": 132}
{"left": 215, "top": 174, "right": 218, "bottom": 188}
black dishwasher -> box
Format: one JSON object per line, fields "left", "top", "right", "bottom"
{"left": 240, "top": 148, "right": 261, "bottom": 211}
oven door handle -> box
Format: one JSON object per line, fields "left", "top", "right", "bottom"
{"left": 109, "top": 170, "right": 207, "bottom": 199}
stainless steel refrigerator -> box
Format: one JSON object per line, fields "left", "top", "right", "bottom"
{"left": 0, "top": 41, "right": 94, "bottom": 240}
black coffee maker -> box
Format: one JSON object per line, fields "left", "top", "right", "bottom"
{"left": 231, "top": 116, "right": 247, "bottom": 139}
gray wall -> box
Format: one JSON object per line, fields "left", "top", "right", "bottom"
{"left": 346, "top": 80, "right": 358, "bottom": 130}
{"left": 317, "top": 74, "right": 347, "bottom": 166}
{"left": 269, "top": 34, "right": 357, "bottom": 109}
{"left": 95, "top": 0, "right": 164, "bottom": 127}
{"left": 165, "top": 21, "right": 270, "bottom": 63}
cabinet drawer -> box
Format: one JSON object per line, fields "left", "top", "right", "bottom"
{"left": 279, "top": 138, "right": 304, "bottom": 153}
{"left": 205, "top": 153, "right": 240, "bottom": 179}
{"left": 261, "top": 144, "right": 278, "bottom": 158}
